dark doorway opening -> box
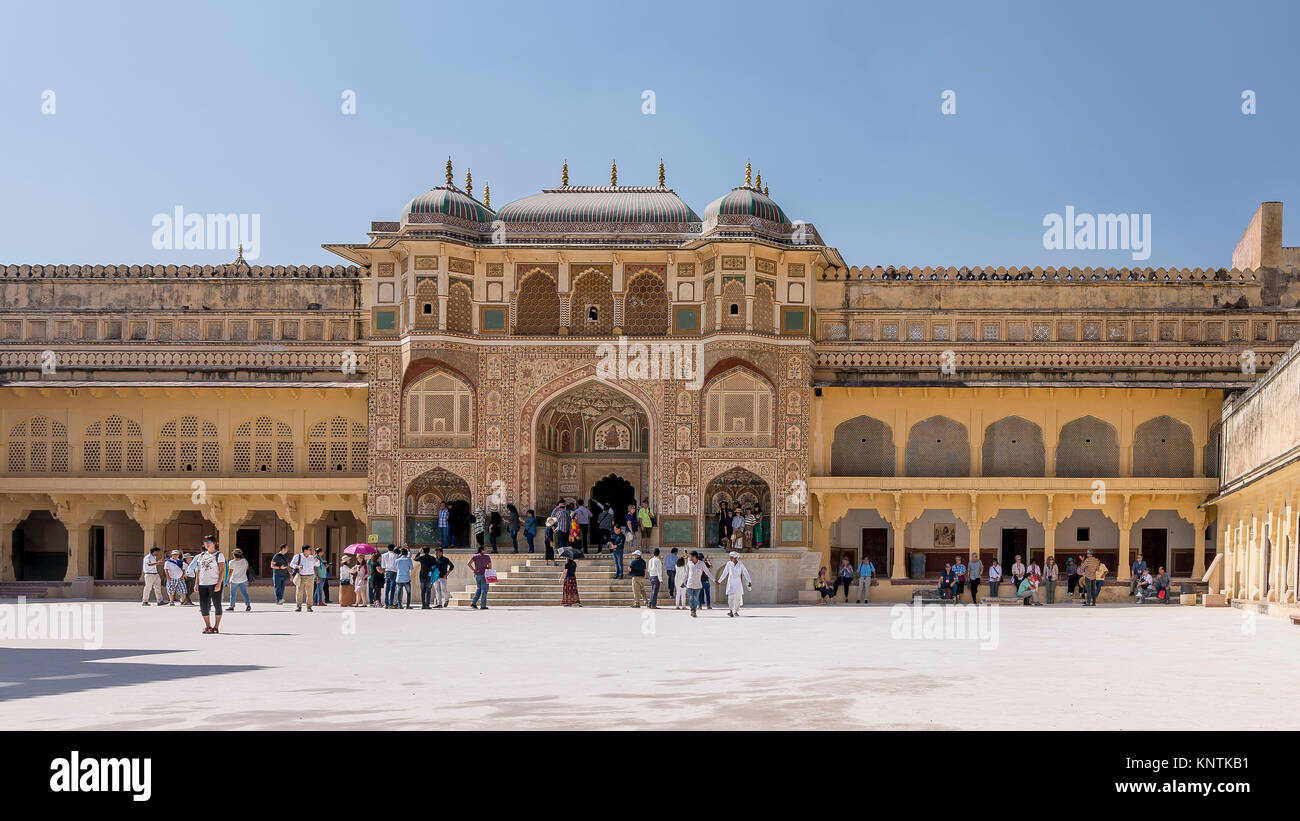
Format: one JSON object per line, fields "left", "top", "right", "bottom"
{"left": 446, "top": 500, "right": 471, "bottom": 548}
{"left": 236, "top": 528, "right": 261, "bottom": 576}
{"left": 1141, "top": 528, "right": 1168, "bottom": 575}
{"left": 90, "top": 526, "right": 106, "bottom": 580}
{"left": 861, "top": 527, "right": 888, "bottom": 575}
{"left": 590, "top": 474, "right": 636, "bottom": 524}
{"left": 1001, "top": 528, "right": 1027, "bottom": 570}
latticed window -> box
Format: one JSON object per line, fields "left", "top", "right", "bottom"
{"left": 6, "top": 415, "right": 69, "bottom": 474}
{"left": 1055, "top": 416, "right": 1119, "bottom": 478}
{"left": 981, "top": 416, "right": 1046, "bottom": 477}
{"left": 753, "top": 282, "right": 775, "bottom": 333}
{"left": 831, "top": 416, "right": 895, "bottom": 476}
{"left": 702, "top": 280, "right": 715, "bottom": 333}
{"left": 704, "top": 369, "right": 772, "bottom": 447}
{"left": 1132, "top": 415, "right": 1194, "bottom": 477}
{"left": 157, "top": 416, "right": 220, "bottom": 474}
{"left": 1204, "top": 422, "right": 1222, "bottom": 478}
{"left": 83, "top": 415, "right": 144, "bottom": 474}
{"left": 569, "top": 269, "right": 614, "bottom": 335}
{"left": 447, "top": 282, "right": 473, "bottom": 334}
{"left": 404, "top": 370, "right": 473, "bottom": 447}
{"left": 308, "top": 416, "right": 367, "bottom": 474}
{"left": 720, "top": 280, "right": 745, "bottom": 331}
{"left": 515, "top": 270, "right": 560, "bottom": 335}
{"left": 623, "top": 271, "right": 670, "bottom": 335}
{"left": 414, "top": 278, "right": 439, "bottom": 331}
{"left": 233, "top": 416, "right": 295, "bottom": 474}
{"left": 904, "top": 416, "right": 971, "bottom": 477}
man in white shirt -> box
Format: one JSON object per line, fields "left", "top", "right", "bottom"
{"left": 380, "top": 544, "right": 399, "bottom": 608}
{"left": 717, "top": 551, "right": 753, "bottom": 617}
{"left": 290, "top": 545, "right": 320, "bottom": 612}
{"left": 646, "top": 549, "right": 664, "bottom": 609}
{"left": 188, "top": 536, "right": 226, "bottom": 634}
{"left": 141, "top": 547, "right": 164, "bottom": 606}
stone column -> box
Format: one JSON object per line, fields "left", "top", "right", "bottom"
{"left": 0, "top": 525, "right": 15, "bottom": 582}
{"left": 64, "top": 520, "right": 90, "bottom": 582}
{"left": 1043, "top": 497, "right": 1056, "bottom": 564}
{"left": 1117, "top": 495, "right": 1132, "bottom": 581}
{"left": 1192, "top": 509, "right": 1207, "bottom": 579}
{"left": 890, "top": 493, "right": 905, "bottom": 580}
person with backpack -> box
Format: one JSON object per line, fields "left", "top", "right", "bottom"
{"left": 393, "top": 548, "right": 414, "bottom": 609}
{"left": 189, "top": 536, "right": 227, "bottom": 634}
{"left": 637, "top": 500, "right": 655, "bottom": 549}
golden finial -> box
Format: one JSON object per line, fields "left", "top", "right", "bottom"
{"left": 756, "top": 170, "right": 763, "bottom": 190}
{"left": 445, "top": 157, "right": 453, "bottom": 186}
{"left": 745, "top": 160, "right": 752, "bottom": 187}
{"left": 562, "top": 160, "right": 569, "bottom": 186}
{"left": 610, "top": 159, "right": 618, "bottom": 186}
{"left": 483, "top": 183, "right": 490, "bottom": 208}
{"left": 764, "top": 183, "right": 769, "bottom": 196}
{"left": 465, "top": 169, "right": 472, "bottom": 197}
{"left": 658, "top": 159, "right": 665, "bottom": 187}
{"left": 236, "top": 243, "right": 244, "bottom": 262}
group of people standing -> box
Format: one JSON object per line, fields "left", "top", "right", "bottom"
{"left": 714, "top": 501, "right": 765, "bottom": 551}
{"left": 542, "top": 498, "right": 655, "bottom": 563}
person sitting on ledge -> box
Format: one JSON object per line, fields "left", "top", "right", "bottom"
{"left": 939, "top": 563, "right": 956, "bottom": 599}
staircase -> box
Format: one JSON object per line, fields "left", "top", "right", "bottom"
{"left": 0, "top": 581, "right": 56, "bottom": 599}
{"left": 448, "top": 558, "right": 674, "bottom": 607}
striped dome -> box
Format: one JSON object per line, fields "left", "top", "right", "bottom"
{"left": 495, "top": 186, "right": 700, "bottom": 225}
{"left": 403, "top": 186, "right": 494, "bottom": 224}
{"left": 703, "top": 186, "right": 789, "bottom": 225}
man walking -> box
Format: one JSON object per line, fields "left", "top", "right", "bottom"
{"left": 717, "top": 551, "right": 752, "bottom": 617}
{"left": 432, "top": 547, "right": 455, "bottom": 608}
{"left": 468, "top": 545, "right": 492, "bottom": 610}
{"left": 665, "top": 547, "right": 679, "bottom": 597}
{"left": 270, "top": 543, "right": 291, "bottom": 605}
{"left": 684, "top": 550, "right": 712, "bottom": 617}
{"left": 629, "top": 550, "right": 648, "bottom": 607}
{"left": 290, "top": 544, "right": 319, "bottom": 612}
{"left": 141, "top": 546, "right": 164, "bottom": 606}
{"left": 415, "top": 546, "right": 437, "bottom": 609}
{"left": 189, "top": 536, "right": 226, "bottom": 634}
{"left": 381, "top": 543, "right": 398, "bottom": 607}
{"left": 647, "top": 548, "right": 664, "bottom": 609}
{"left": 609, "top": 524, "right": 626, "bottom": 580}
{"left": 967, "top": 553, "right": 983, "bottom": 604}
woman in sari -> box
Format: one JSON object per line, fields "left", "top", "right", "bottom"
{"left": 561, "top": 556, "right": 582, "bottom": 606}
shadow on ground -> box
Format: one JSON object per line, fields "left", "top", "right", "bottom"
{"left": 0, "top": 648, "right": 265, "bottom": 701}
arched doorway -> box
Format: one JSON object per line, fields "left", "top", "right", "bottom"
{"left": 704, "top": 468, "right": 772, "bottom": 549}
{"left": 590, "top": 473, "right": 637, "bottom": 522}
{"left": 533, "top": 380, "right": 652, "bottom": 512}
{"left": 406, "top": 467, "right": 472, "bottom": 548}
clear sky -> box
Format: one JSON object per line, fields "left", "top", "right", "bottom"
{"left": 1, "top": 0, "right": 1296, "bottom": 269}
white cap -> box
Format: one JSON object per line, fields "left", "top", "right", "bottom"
{"left": 729, "top": 551, "right": 740, "bottom": 558}
{"left": 632, "top": 550, "right": 642, "bottom": 555}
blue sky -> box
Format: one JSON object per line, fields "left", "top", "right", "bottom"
{"left": 1, "top": 0, "right": 1296, "bottom": 268}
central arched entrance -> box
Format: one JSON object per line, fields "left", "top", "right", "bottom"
{"left": 532, "top": 379, "right": 652, "bottom": 512}
{"left": 405, "top": 467, "right": 472, "bottom": 548}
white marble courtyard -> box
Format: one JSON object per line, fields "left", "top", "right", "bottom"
{"left": 0, "top": 599, "right": 1295, "bottom": 731}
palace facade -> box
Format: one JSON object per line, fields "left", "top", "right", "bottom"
{"left": 1, "top": 162, "right": 1298, "bottom": 607}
